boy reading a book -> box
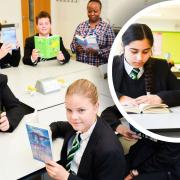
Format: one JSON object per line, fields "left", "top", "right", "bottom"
{"left": 23, "top": 11, "right": 70, "bottom": 66}
{"left": 0, "top": 23, "right": 21, "bottom": 68}
{"left": 45, "top": 79, "right": 125, "bottom": 180}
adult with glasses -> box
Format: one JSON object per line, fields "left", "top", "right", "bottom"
{"left": 23, "top": 11, "right": 70, "bottom": 66}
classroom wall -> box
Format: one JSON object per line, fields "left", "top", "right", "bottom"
{"left": 0, "top": 0, "right": 168, "bottom": 54}
{"left": 0, "top": 0, "right": 23, "bottom": 52}
{"left": 50, "top": 0, "right": 165, "bottom": 48}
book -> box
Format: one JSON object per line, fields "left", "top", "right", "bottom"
{"left": 26, "top": 121, "right": 54, "bottom": 163}
{"left": 34, "top": 35, "right": 60, "bottom": 59}
{"left": 122, "top": 103, "right": 170, "bottom": 114}
{"left": 75, "top": 34, "right": 99, "bottom": 50}
{"left": 1, "top": 25, "right": 17, "bottom": 50}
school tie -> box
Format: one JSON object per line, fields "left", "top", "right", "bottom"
{"left": 129, "top": 68, "right": 140, "bottom": 80}
{"left": 66, "top": 133, "right": 81, "bottom": 172}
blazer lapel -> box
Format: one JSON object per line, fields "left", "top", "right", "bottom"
{"left": 77, "top": 119, "right": 101, "bottom": 177}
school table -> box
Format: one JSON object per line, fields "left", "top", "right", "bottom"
{"left": 1, "top": 60, "right": 111, "bottom": 110}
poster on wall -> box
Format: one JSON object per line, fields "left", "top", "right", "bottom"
{"left": 153, "top": 32, "right": 162, "bottom": 56}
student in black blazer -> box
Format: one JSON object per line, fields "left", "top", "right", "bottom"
{"left": 45, "top": 79, "right": 126, "bottom": 180}
{"left": 23, "top": 11, "right": 70, "bottom": 66}
{"left": 102, "top": 23, "right": 180, "bottom": 179}
{"left": 113, "top": 23, "right": 180, "bottom": 107}
{"left": 0, "top": 74, "right": 34, "bottom": 132}
{"left": 101, "top": 105, "right": 180, "bottom": 180}
{"left": 0, "top": 23, "right": 21, "bottom": 68}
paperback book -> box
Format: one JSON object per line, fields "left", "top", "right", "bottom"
{"left": 34, "top": 35, "right": 60, "bottom": 59}
{"left": 123, "top": 103, "right": 170, "bottom": 114}
{"left": 26, "top": 121, "right": 54, "bottom": 163}
{"left": 75, "top": 34, "right": 99, "bottom": 50}
{"left": 1, "top": 25, "right": 17, "bottom": 49}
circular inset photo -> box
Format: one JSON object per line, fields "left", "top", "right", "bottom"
{"left": 108, "top": 0, "right": 180, "bottom": 142}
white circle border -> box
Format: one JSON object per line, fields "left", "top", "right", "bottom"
{"left": 108, "top": 0, "right": 180, "bottom": 143}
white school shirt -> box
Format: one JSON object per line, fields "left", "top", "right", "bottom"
{"left": 124, "top": 58, "right": 144, "bottom": 79}
{"left": 68, "top": 120, "right": 97, "bottom": 174}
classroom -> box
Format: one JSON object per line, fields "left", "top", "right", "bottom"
{"left": 0, "top": 0, "right": 180, "bottom": 180}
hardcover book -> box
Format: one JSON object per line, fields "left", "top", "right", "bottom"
{"left": 26, "top": 122, "right": 54, "bottom": 163}
{"left": 123, "top": 103, "right": 170, "bottom": 114}
{"left": 34, "top": 35, "right": 60, "bottom": 59}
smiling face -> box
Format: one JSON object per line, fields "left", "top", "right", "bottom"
{"left": 65, "top": 94, "right": 99, "bottom": 133}
{"left": 87, "top": 2, "right": 101, "bottom": 23}
{"left": 124, "top": 38, "right": 152, "bottom": 68}
{"left": 36, "top": 17, "right": 51, "bottom": 37}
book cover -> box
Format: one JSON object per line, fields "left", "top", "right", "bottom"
{"left": 26, "top": 122, "right": 53, "bottom": 162}
{"left": 75, "top": 35, "right": 99, "bottom": 50}
{"left": 1, "top": 26, "right": 17, "bottom": 49}
{"left": 123, "top": 103, "right": 170, "bottom": 114}
{"left": 34, "top": 35, "right": 60, "bottom": 59}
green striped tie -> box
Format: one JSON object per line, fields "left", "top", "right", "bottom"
{"left": 129, "top": 68, "right": 140, "bottom": 80}
{"left": 66, "top": 133, "right": 81, "bottom": 172}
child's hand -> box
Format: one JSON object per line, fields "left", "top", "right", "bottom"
{"left": 0, "top": 43, "right": 12, "bottom": 59}
{"left": 46, "top": 160, "right": 69, "bottom": 180}
{"left": 0, "top": 112, "right": 10, "bottom": 131}
{"left": 31, "top": 49, "right": 39, "bottom": 62}
{"left": 57, "top": 51, "right": 65, "bottom": 61}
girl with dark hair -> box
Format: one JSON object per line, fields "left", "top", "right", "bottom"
{"left": 101, "top": 23, "right": 180, "bottom": 180}
{"left": 113, "top": 23, "right": 180, "bottom": 106}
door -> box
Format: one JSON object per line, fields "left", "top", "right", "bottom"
{"left": 21, "top": 0, "right": 50, "bottom": 47}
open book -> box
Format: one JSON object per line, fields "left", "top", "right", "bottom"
{"left": 26, "top": 121, "right": 54, "bottom": 162}
{"left": 34, "top": 35, "right": 60, "bottom": 59}
{"left": 123, "top": 103, "right": 170, "bottom": 114}
{"left": 1, "top": 24, "right": 17, "bottom": 49}
{"left": 75, "top": 34, "right": 99, "bottom": 50}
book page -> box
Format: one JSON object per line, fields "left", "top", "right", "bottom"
{"left": 139, "top": 103, "right": 170, "bottom": 114}
{"left": 86, "top": 35, "right": 99, "bottom": 50}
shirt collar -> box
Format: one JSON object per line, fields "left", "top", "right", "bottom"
{"left": 78, "top": 119, "right": 97, "bottom": 141}
{"left": 124, "top": 57, "right": 144, "bottom": 78}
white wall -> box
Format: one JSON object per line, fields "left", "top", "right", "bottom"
{"left": 0, "top": 0, "right": 23, "bottom": 53}
{"left": 51, "top": 0, "right": 166, "bottom": 49}
{"left": 0, "top": 0, "right": 167, "bottom": 52}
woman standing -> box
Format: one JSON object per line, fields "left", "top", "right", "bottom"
{"left": 71, "top": 0, "right": 115, "bottom": 66}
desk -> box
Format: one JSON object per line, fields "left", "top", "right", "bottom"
{"left": 0, "top": 95, "right": 113, "bottom": 180}
{"left": 171, "top": 66, "right": 180, "bottom": 78}
{"left": 1, "top": 60, "right": 111, "bottom": 110}
{"left": 129, "top": 106, "right": 180, "bottom": 137}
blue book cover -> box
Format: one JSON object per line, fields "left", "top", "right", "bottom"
{"left": 26, "top": 123, "right": 53, "bottom": 163}
{"left": 1, "top": 26, "right": 17, "bottom": 49}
